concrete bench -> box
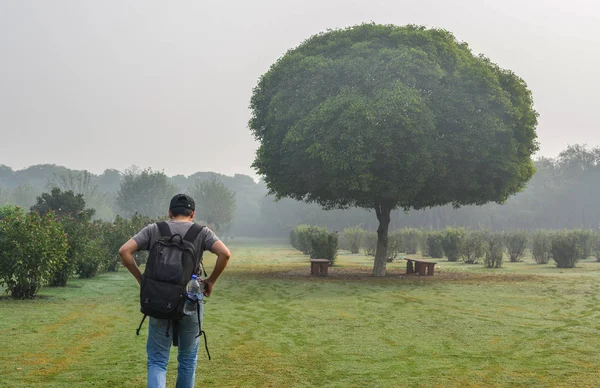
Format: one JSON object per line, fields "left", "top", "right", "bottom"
{"left": 404, "top": 258, "right": 437, "bottom": 276}
{"left": 310, "top": 259, "right": 330, "bottom": 276}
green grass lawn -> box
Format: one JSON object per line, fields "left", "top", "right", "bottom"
{"left": 2, "top": 242, "right": 600, "bottom": 387}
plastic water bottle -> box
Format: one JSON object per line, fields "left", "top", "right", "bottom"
{"left": 184, "top": 275, "right": 203, "bottom": 315}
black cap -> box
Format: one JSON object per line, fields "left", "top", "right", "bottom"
{"left": 169, "top": 194, "right": 195, "bottom": 211}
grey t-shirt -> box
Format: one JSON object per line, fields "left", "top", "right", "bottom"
{"left": 132, "top": 221, "right": 220, "bottom": 269}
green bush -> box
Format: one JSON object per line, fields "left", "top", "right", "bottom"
{"left": 484, "top": 233, "right": 504, "bottom": 268}
{"left": 551, "top": 232, "right": 582, "bottom": 268}
{"left": 0, "top": 211, "right": 69, "bottom": 299}
{"left": 388, "top": 231, "right": 404, "bottom": 259}
{"left": 460, "top": 231, "right": 487, "bottom": 264}
{"left": 572, "top": 229, "right": 593, "bottom": 260}
{"left": 402, "top": 228, "right": 421, "bottom": 255}
{"left": 291, "top": 224, "right": 339, "bottom": 264}
{"left": 342, "top": 227, "right": 365, "bottom": 254}
{"left": 504, "top": 230, "right": 528, "bottom": 262}
{"left": 426, "top": 232, "right": 445, "bottom": 258}
{"left": 418, "top": 230, "right": 430, "bottom": 257}
{"left": 309, "top": 230, "right": 338, "bottom": 264}
{"left": 442, "top": 227, "right": 465, "bottom": 262}
{"left": 291, "top": 224, "right": 326, "bottom": 255}
{"left": 0, "top": 205, "right": 23, "bottom": 220}
{"left": 77, "top": 239, "right": 108, "bottom": 279}
{"left": 593, "top": 232, "right": 600, "bottom": 262}
{"left": 363, "top": 232, "right": 378, "bottom": 256}
{"left": 532, "top": 230, "right": 552, "bottom": 264}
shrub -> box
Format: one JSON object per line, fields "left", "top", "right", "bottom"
{"left": 363, "top": 232, "right": 378, "bottom": 256}
{"left": 532, "top": 230, "right": 552, "bottom": 264}
{"left": 418, "top": 230, "right": 430, "bottom": 257}
{"left": 291, "top": 224, "right": 325, "bottom": 254}
{"left": 388, "top": 230, "right": 404, "bottom": 259}
{"left": 402, "top": 228, "right": 421, "bottom": 255}
{"left": 76, "top": 222, "right": 109, "bottom": 278}
{"left": 426, "top": 232, "right": 445, "bottom": 258}
{"left": 442, "top": 227, "right": 465, "bottom": 262}
{"left": 342, "top": 227, "right": 365, "bottom": 254}
{"left": 0, "top": 211, "right": 69, "bottom": 299}
{"left": 0, "top": 205, "right": 23, "bottom": 220}
{"left": 572, "top": 229, "right": 593, "bottom": 260}
{"left": 77, "top": 239, "right": 109, "bottom": 278}
{"left": 504, "top": 230, "right": 528, "bottom": 262}
{"left": 593, "top": 232, "right": 600, "bottom": 262}
{"left": 484, "top": 233, "right": 504, "bottom": 268}
{"left": 551, "top": 232, "right": 582, "bottom": 268}
{"left": 460, "top": 231, "right": 487, "bottom": 264}
{"left": 309, "top": 229, "right": 338, "bottom": 264}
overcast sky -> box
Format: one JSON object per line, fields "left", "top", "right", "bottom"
{"left": 0, "top": 0, "right": 598, "bottom": 178}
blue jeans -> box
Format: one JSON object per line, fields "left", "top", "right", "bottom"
{"left": 146, "top": 305, "right": 203, "bottom": 388}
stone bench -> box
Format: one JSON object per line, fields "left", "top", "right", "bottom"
{"left": 310, "top": 259, "right": 330, "bottom": 276}
{"left": 404, "top": 258, "right": 437, "bottom": 276}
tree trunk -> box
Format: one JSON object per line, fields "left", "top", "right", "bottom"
{"left": 372, "top": 203, "right": 392, "bottom": 277}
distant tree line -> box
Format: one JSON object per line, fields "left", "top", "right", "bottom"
{"left": 0, "top": 144, "right": 599, "bottom": 236}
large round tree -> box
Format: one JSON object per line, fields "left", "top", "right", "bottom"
{"left": 249, "top": 24, "right": 538, "bottom": 276}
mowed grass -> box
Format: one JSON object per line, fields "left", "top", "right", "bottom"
{"left": 2, "top": 240, "right": 600, "bottom": 387}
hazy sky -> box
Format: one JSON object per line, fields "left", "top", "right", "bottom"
{"left": 1, "top": 0, "right": 598, "bottom": 178}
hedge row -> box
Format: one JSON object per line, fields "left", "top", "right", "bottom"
{"left": 338, "top": 226, "right": 600, "bottom": 269}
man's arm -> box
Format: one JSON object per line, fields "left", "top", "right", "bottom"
{"left": 119, "top": 239, "right": 143, "bottom": 286}
{"left": 203, "top": 240, "right": 231, "bottom": 297}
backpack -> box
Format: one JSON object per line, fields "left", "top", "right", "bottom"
{"left": 135, "top": 221, "right": 211, "bottom": 359}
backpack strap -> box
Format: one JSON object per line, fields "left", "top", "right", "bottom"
{"left": 157, "top": 221, "right": 172, "bottom": 237}
{"left": 172, "top": 320, "right": 180, "bottom": 347}
{"left": 136, "top": 314, "right": 147, "bottom": 336}
{"left": 196, "top": 301, "right": 211, "bottom": 360}
{"left": 183, "top": 223, "right": 205, "bottom": 245}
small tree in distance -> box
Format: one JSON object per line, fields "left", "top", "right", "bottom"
{"left": 249, "top": 24, "right": 538, "bottom": 276}
{"left": 117, "top": 168, "right": 177, "bottom": 219}
{"left": 188, "top": 175, "right": 236, "bottom": 234}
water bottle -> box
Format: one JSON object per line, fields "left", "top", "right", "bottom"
{"left": 184, "top": 275, "right": 203, "bottom": 315}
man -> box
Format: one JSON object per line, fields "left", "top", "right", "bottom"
{"left": 119, "top": 194, "right": 231, "bottom": 388}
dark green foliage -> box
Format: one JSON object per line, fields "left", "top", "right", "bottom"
{"left": 0, "top": 211, "right": 68, "bottom": 299}
{"left": 309, "top": 231, "right": 338, "bottom": 264}
{"left": 551, "top": 232, "right": 582, "bottom": 268}
{"left": 442, "top": 227, "right": 465, "bottom": 262}
{"left": 31, "top": 188, "right": 96, "bottom": 286}
{"left": 460, "top": 231, "right": 487, "bottom": 264}
{"left": 504, "top": 230, "right": 529, "bottom": 262}
{"left": 484, "top": 234, "right": 504, "bottom": 268}
{"left": 341, "top": 227, "right": 365, "bottom": 254}
{"left": 426, "top": 232, "right": 445, "bottom": 258}
{"left": 249, "top": 23, "right": 538, "bottom": 276}
{"left": 532, "top": 231, "right": 552, "bottom": 264}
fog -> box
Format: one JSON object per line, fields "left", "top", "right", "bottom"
{"left": 1, "top": 0, "right": 599, "bottom": 178}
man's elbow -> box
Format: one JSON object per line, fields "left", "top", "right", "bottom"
{"left": 118, "top": 245, "right": 131, "bottom": 262}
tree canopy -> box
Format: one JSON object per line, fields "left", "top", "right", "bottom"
{"left": 249, "top": 24, "right": 538, "bottom": 275}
